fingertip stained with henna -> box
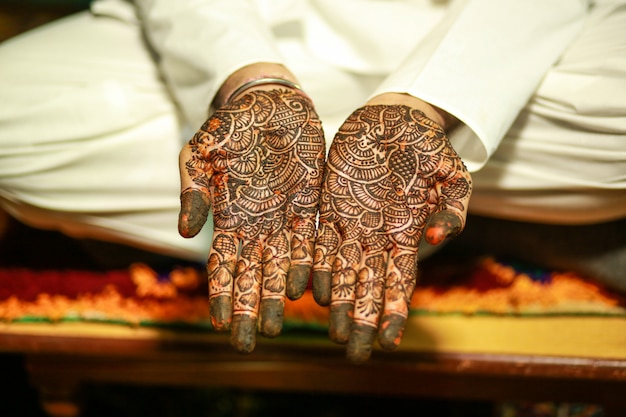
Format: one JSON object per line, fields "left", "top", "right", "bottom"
{"left": 209, "top": 295, "right": 233, "bottom": 331}
{"left": 346, "top": 324, "right": 376, "bottom": 364}
{"left": 378, "top": 314, "right": 405, "bottom": 351}
{"left": 328, "top": 303, "right": 353, "bottom": 344}
{"left": 230, "top": 314, "right": 257, "bottom": 354}
{"left": 286, "top": 265, "right": 311, "bottom": 300}
{"left": 259, "top": 298, "right": 285, "bottom": 337}
{"left": 178, "top": 191, "right": 210, "bottom": 238}
{"left": 312, "top": 271, "right": 332, "bottom": 305}
{"left": 425, "top": 211, "right": 462, "bottom": 245}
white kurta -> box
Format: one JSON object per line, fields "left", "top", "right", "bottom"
{"left": 0, "top": 0, "right": 624, "bottom": 261}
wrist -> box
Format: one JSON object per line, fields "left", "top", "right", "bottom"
{"left": 213, "top": 63, "right": 304, "bottom": 108}
{"left": 366, "top": 93, "right": 459, "bottom": 131}
{"left": 228, "top": 78, "right": 304, "bottom": 103}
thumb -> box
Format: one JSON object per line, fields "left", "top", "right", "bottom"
{"left": 424, "top": 210, "right": 464, "bottom": 246}
{"left": 178, "top": 145, "right": 211, "bottom": 238}
{"left": 425, "top": 170, "right": 472, "bottom": 245}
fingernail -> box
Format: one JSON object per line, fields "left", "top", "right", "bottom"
{"left": 346, "top": 324, "right": 376, "bottom": 364}
{"left": 230, "top": 314, "right": 257, "bottom": 354}
{"left": 259, "top": 298, "right": 284, "bottom": 338}
{"left": 378, "top": 314, "right": 405, "bottom": 351}
{"left": 286, "top": 265, "right": 311, "bottom": 300}
{"left": 312, "top": 271, "right": 332, "bottom": 306}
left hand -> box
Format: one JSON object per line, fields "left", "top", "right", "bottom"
{"left": 312, "top": 102, "right": 472, "bottom": 363}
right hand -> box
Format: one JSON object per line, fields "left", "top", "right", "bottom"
{"left": 178, "top": 85, "right": 326, "bottom": 353}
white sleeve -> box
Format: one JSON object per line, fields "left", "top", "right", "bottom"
{"left": 132, "top": 0, "right": 285, "bottom": 127}
{"left": 372, "top": 0, "right": 590, "bottom": 172}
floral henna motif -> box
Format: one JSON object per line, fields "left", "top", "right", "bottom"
{"left": 181, "top": 89, "right": 325, "bottom": 352}
{"left": 313, "top": 105, "right": 472, "bottom": 362}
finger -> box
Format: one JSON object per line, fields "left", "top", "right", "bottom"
{"left": 327, "top": 241, "right": 361, "bottom": 344}
{"left": 287, "top": 119, "right": 325, "bottom": 299}
{"left": 286, "top": 215, "right": 315, "bottom": 300}
{"left": 424, "top": 210, "right": 463, "bottom": 245}
{"left": 345, "top": 250, "right": 386, "bottom": 364}
{"left": 425, "top": 168, "right": 472, "bottom": 245}
{"left": 229, "top": 238, "right": 262, "bottom": 353}
{"left": 207, "top": 231, "right": 239, "bottom": 332}
{"left": 259, "top": 230, "right": 290, "bottom": 338}
{"left": 178, "top": 145, "right": 212, "bottom": 238}
{"left": 312, "top": 218, "right": 341, "bottom": 306}
{"left": 378, "top": 248, "right": 418, "bottom": 351}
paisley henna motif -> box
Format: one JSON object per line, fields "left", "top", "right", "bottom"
{"left": 179, "top": 89, "right": 325, "bottom": 353}
{"left": 313, "top": 105, "right": 472, "bottom": 362}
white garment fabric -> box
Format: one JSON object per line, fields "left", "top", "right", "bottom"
{"left": 0, "top": 0, "right": 624, "bottom": 262}
{"left": 0, "top": 11, "right": 214, "bottom": 260}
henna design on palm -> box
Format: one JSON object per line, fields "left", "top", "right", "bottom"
{"left": 312, "top": 105, "right": 472, "bottom": 363}
{"left": 179, "top": 89, "right": 325, "bottom": 353}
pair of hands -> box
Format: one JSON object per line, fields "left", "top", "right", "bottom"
{"left": 178, "top": 82, "right": 472, "bottom": 363}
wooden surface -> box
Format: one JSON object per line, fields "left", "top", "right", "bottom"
{"left": 1, "top": 322, "right": 625, "bottom": 417}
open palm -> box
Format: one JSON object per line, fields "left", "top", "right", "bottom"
{"left": 179, "top": 88, "right": 325, "bottom": 353}
{"left": 312, "top": 105, "right": 472, "bottom": 363}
